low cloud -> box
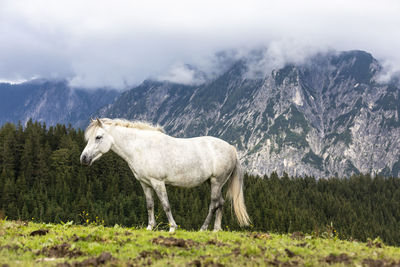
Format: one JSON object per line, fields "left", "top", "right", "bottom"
{"left": 375, "top": 60, "right": 400, "bottom": 85}
{"left": 157, "top": 63, "right": 205, "bottom": 85}
{"left": 0, "top": 0, "right": 399, "bottom": 89}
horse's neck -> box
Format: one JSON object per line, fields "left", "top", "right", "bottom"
{"left": 110, "top": 127, "right": 163, "bottom": 167}
{"left": 109, "top": 127, "right": 138, "bottom": 165}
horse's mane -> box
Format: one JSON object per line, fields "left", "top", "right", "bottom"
{"left": 85, "top": 118, "right": 164, "bottom": 141}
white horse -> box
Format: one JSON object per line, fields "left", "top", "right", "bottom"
{"left": 80, "top": 118, "right": 250, "bottom": 232}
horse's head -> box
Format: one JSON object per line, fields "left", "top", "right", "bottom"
{"left": 80, "top": 118, "right": 114, "bottom": 166}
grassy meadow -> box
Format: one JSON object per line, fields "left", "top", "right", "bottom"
{"left": 1, "top": 220, "right": 400, "bottom": 266}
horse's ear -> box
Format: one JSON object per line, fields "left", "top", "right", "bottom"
{"left": 96, "top": 118, "right": 103, "bottom": 127}
{"left": 90, "top": 117, "right": 94, "bottom": 123}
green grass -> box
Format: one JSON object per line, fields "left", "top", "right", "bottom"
{"left": 1, "top": 220, "right": 400, "bottom": 266}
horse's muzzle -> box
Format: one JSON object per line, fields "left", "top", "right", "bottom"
{"left": 80, "top": 154, "right": 91, "bottom": 166}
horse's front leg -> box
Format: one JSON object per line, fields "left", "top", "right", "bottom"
{"left": 149, "top": 179, "right": 178, "bottom": 232}
{"left": 140, "top": 182, "right": 156, "bottom": 230}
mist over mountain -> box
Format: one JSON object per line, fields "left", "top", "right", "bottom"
{"left": 1, "top": 1, "right": 400, "bottom": 89}
{"left": 98, "top": 50, "right": 400, "bottom": 177}
{"left": 0, "top": 80, "right": 119, "bottom": 128}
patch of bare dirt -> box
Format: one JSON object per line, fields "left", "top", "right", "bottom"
{"left": 249, "top": 232, "right": 271, "bottom": 240}
{"left": 137, "top": 250, "right": 165, "bottom": 260}
{"left": 38, "top": 243, "right": 84, "bottom": 258}
{"left": 285, "top": 248, "right": 296, "bottom": 258}
{"left": 296, "top": 242, "right": 308, "bottom": 247}
{"left": 57, "top": 252, "right": 114, "bottom": 267}
{"left": 124, "top": 231, "right": 132, "bottom": 236}
{"left": 30, "top": 229, "right": 49, "bottom": 236}
{"left": 128, "top": 249, "right": 167, "bottom": 266}
{"left": 362, "top": 258, "right": 400, "bottom": 267}
{"left": 152, "top": 236, "right": 198, "bottom": 248}
{"left": 362, "top": 259, "right": 385, "bottom": 267}
{"left": 367, "top": 239, "right": 383, "bottom": 248}
{"left": 187, "top": 260, "right": 225, "bottom": 267}
{"left": 324, "top": 253, "right": 352, "bottom": 265}
{"left": 187, "top": 260, "right": 201, "bottom": 267}
{"left": 75, "top": 252, "right": 114, "bottom": 267}
{"left": 232, "top": 247, "right": 241, "bottom": 257}
{"left": 267, "top": 259, "right": 299, "bottom": 266}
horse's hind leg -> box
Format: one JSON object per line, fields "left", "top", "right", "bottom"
{"left": 150, "top": 179, "right": 178, "bottom": 232}
{"left": 200, "top": 181, "right": 222, "bottom": 231}
{"left": 140, "top": 182, "right": 156, "bottom": 230}
{"left": 213, "top": 196, "right": 225, "bottom": 231}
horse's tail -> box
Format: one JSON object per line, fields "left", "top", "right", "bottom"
{"left": 226, "top": 149, "right": 251, "bottom": 227}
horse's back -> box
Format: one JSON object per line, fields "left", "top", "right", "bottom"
{"left": 161, "top": 135, "right": 237, "bottom": 187}
{"left": 190, "top": 136, "right": 236, "bottom": 170}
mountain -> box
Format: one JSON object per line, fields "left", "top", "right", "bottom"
{"left": 0, "top": 80, "right": 120, "bottom": 128}
{"left": 98, "top": 50, "right": 400, "bottom": 177}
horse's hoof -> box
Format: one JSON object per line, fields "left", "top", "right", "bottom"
{"left": 146, "top": 225, "right": 153, "bottom": 230}
{"left": 169, "top": 227, "right": 176, "bottom": 233}
{"left": 213, "top": 229, "right": 221, "bottom": 232}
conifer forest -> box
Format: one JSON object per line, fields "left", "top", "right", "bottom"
{"left": 1, "top": 121, "right": 399, "bottom": 245}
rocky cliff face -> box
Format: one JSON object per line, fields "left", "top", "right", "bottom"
{"left": 0, "top": 80, "right": 119, "bottom": 128}
{"left": 98, "top": 50, "right": 399, "bottom": 177}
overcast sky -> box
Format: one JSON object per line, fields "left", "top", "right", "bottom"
{"left": 0, "top": 0, "right": 399, "bottom": 89}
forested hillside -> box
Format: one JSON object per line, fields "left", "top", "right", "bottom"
{"left": 0, "top": 121, "right": 399, "bottom": 245}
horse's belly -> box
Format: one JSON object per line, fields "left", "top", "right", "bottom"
{"left": 165, "top": 169, "right": 211, "bottom": 188}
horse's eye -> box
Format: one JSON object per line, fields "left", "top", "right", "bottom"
{"left": 95, "top": 136, "right": 102, "bottom": 140}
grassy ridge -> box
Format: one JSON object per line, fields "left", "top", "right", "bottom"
{"left": 1, "top": 220, "right": 400, "bottom": 266}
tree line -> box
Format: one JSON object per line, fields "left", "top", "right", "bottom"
{"left": 0, "top": 120, "right": 399, "bottom": 245}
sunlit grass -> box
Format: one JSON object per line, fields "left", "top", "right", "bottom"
{"left": 0, "top": 220, "right": 399, "bottom": 266}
